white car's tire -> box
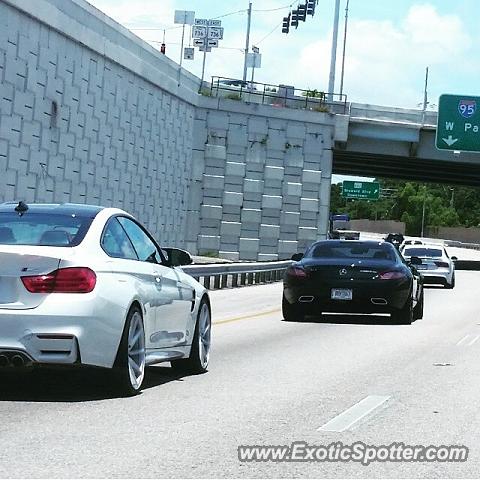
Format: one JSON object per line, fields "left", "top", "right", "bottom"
{"left": 112, "top": 305, "right": 146, "bottom": 396}
{"left": 171, "top": 299, "right": 211, "bottom": 375}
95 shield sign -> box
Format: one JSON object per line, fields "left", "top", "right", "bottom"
{"left": 436, "top": 94, "right": 480, "bottom": 152}
{"left": 458, "top": 99, "right": 476, "bottom": 118}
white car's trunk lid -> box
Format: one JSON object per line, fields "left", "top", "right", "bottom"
{"left": 0, "top": 247, "right": 68, "bottom": 309}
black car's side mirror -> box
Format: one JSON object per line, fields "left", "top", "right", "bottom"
{"left": 291, "top": 253, "right": 304, "bottom": 261}
{"left": 163, "top": 247, "right": 193, "bottom": 267}
{"left": 409, "top": 256, "right": 423, "bottom": 266}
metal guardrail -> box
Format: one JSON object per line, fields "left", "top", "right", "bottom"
{"left": 453, "top": 260, "right": 480, "bottom": 270}
{"left": 209, "top": 77, "right": 348, "bottom": 114}
{"left": 445, "top": 240, "right": 480, "bottom": 251}
{"left": 182, "top": 260, "right": 292, "bottom": 290}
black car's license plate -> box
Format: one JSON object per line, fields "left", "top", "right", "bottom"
{"left": 331, "top": 288, "right": 353, "bottom": 300}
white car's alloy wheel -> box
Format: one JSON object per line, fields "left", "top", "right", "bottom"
{"left": 127, "top": 310, "right": 146, "bottom": 391}
{"left": 198, "top": 302, "right": 211, "bottom": 369}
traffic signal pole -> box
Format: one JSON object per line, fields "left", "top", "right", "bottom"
{"left": 243, "top": 2, "right": 252, "bottom": 82}
{"left": 328, "top": 0, "right": 341, "bottom": 102}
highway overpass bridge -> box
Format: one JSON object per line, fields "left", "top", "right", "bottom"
{"left": 334, "top": 104, "right": 480, "bottom": 186}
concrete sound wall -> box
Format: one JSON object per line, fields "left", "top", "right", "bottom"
{"left": 350, "top": 220, "right": 406, "bottom": 235}
{"left": 0, "top": 0, "right": 199, "bottom": 247}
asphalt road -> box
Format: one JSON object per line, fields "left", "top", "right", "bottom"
{"left": 1, "top": 271, "right": 480, "bottom": 478}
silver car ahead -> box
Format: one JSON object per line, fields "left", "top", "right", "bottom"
{"left": 402, "top": 244, "right": 456, "bottom": 289}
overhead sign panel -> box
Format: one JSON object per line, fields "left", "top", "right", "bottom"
{"left": 174, "top": 10, "right": 195, "bottom": 25}
{"left": 342, "top": 181, "right": 380, "bottom": 200}
{"left": 436, "top": 94, "right": 480, "bottom": 152}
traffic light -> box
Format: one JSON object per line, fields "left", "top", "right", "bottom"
{"left": 290, "top": 10, "right": 299, "bottom": 28}
{"left": 160, "top": 43, "right": 166, "bottom": 54}
{"left": 282, "top": 13, "right": 291, "bottom": 34}
{"left": 306, "top": 0, "right": 316, "bottom": 16}
{"left": 298, "top": 3, "right": 307, "bottom": 22}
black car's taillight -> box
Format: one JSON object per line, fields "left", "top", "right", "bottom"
{"left": 378, "top": 271, "right": 406, "bottom": 280}
{"left": 286, "top": 266, "right": 308, "bottom": 278}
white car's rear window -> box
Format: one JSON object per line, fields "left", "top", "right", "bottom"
{"left": 404, "top": 247, "right": 443, "bottom": 258}
{"left": 0, "top": 213, "right": 93, "bottom": 247}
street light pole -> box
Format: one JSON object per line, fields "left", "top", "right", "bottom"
{"left": 243, "top": 2, "right": 253, "bottom": 82}
{"left": 327, "top": 0, "right": 341, "bottom": 101}
{"left": 339, "top": 0, "right": 350, "bottom": 97}
{"left": 421, "top": 185, "right": 427, "bottom": 238}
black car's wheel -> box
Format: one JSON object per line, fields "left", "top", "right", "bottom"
{"left": 445, "top": 273, "right": 455, "bottom": 289}
{"left": 282, "top": 294, "right": 305, "bottom": 322}
{"left": 413, "top": 287, "right": 424, "bottom": 320}
{"left": 391, "top": 297, "right": 413, "bottom": 325}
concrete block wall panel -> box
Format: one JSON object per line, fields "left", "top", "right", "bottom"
{"left": 0, "top": 0, "right": 200, "bottom": 248}
{"left": 194, "top": 98, "right": 334, "bottom": 259}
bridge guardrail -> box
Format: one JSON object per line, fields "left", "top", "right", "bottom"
{"left": 182, "top": 260, "right": 292, "bottom": 290}
{"left": 209, "top": 77, "right": 348, "bottom": 114}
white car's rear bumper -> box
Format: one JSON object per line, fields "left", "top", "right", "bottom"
{"left": 420, "top": 268, "right": 454, "bottom": 285}
{"left": 0, "top": 293, "right": 127, "bottom": 369}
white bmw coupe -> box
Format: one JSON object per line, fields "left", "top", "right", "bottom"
{"left": 0, "top": 202, "right": 211, "bottom": 395}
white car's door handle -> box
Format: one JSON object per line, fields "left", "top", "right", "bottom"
{"left": 155, "top": 276, "right": 162, "bottom": 286}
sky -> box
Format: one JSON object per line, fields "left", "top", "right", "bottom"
{"left": 86, "top": 0, "right": 480, "bottom": 109}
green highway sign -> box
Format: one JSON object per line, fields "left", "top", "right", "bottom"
{"left": 436, "top": 94, "right": 480, "bottom": 152}
{"left": 342, "top": 181, "right": 380, "bottom": 200}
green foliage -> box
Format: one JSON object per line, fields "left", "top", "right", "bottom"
{"left": 224, "top": 93, "right": 242, "bottom": 101}
{"left": 330, "top": 179, "right": 480, "bottom": 235}
{"left": 301, "top": 89, "right": 325, "bottom": 99}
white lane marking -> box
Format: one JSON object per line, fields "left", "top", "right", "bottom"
{"left": 456, "top": 335, "right": 471, "bottom": 346}
{"left": 318, "top": 395, "right": 391, "bottom": 432}
{"left": 467, "top": 335, "right": 480, "bottom": 346}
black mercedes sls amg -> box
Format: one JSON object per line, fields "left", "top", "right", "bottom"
{"left": 283, "top": 240, "right": 424, "bottom": 324}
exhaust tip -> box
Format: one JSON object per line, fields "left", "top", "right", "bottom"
{"left": 0, "top": 355, "right": 9, "bottom": 367}
{"left": 11, "top": 355, "right": 25, "bottom": 367}
{"left": 299, "top": 296, "right": 314, "bottom": 303}
{"left": 371, "top": 298, "right": 388, "bottom": 305}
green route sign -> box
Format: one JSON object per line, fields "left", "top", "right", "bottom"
{"left": 436, "top": 94, "right": 480, "bottom": 152}
{"left": 342, "top": 181, "right": 380, "bottom": 200}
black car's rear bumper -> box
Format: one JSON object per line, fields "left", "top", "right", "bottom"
{"left": 284, "top": 279, "right": 411, "bottom": 314}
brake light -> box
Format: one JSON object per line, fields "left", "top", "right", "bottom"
{"left": 434, "top": 261, "right": 449, "bottom": 268}
{"left": 287, "top": 266, "right": 307, "bottom": 278}
{"left": 21, "top": 267, "right": 96, "bottom": 293}
{"left": 379, "top": 271, "right": 406, "bottom": 280}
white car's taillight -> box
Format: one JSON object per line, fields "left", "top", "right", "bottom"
{"left": 21, "top": 267, "right": 96, "bottom": 293}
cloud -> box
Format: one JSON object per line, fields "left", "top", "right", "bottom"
{"left": 87, "top": 0, "right": 174, "bottom": 28}
{"left": 295, "top": 3, "right": 473, "bottom": 107}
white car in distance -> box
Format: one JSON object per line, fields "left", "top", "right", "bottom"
{"left": 401, "top": 244, "right": 456, "bottom": 289}
{"left": 0, "top": 202, "right": 212, "bottom": 395}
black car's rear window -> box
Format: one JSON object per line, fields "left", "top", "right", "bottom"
{"left": 308, "top": 243, "right": 396, "bottom": 261}
{"left": 0, "top": 212, "right": 94, "bottom": 247}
